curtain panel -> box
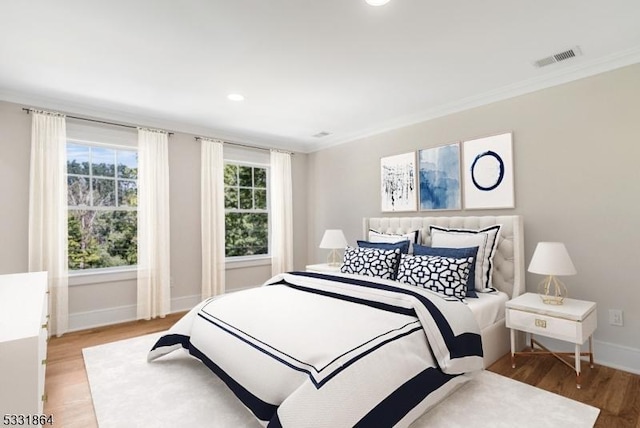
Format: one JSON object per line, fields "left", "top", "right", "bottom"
{"left": 200, "top": 138, "right": 225, "bottom": 299}
{"left": 28, "top": 111, "right": 69, "bottom": 337}
{"left": 137, "top": 128, "right": 171, "bottom": 320}
{"left": 270, "top": 150, "right": 294, "bottom": 275}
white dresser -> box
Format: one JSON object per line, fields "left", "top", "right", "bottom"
{"left": 0, "top": 271, "right": 49, "bottom": 414}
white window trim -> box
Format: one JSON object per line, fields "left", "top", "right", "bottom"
{"left": 224, "top": 160, "right": 272, "bottom": 262}
{"left": 225, "top": 254, "right": 271, "bottom": 269}
{"left": 68, "top": 265, "right": 137, "bottom": 286}
{"left": 67, "top": 139, "right": 139, "bottom": 276}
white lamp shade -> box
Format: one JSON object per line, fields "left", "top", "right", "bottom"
{"left": 319, "top": 229, "right": 348, "bottom": 249}
{"left": 528, "top": 242, "right": 577, "bottom": 276}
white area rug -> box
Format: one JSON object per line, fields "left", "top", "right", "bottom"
{"left": 84, "top": 333, "right": 600, "bottom": 428}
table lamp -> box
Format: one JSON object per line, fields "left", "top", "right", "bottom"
{"left": 319, "top": 229, "right": 348, "bottom": 266}
{"left": 528, "top": 242, "right": 577, "bottom": 305}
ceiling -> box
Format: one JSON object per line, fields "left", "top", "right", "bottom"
{"left": 1, "top": 1, "right": 639, "bottom": 153}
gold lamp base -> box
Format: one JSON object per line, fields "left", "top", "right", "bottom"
{"left": 326, "top": 249, "right": 341, "bottom": 267}
{"left": 537, "top": 275, "right": 567, "bottom": 305}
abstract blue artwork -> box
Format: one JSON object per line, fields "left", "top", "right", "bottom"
{"left": 418, "top": 143, "right": 461, "bottom": 210}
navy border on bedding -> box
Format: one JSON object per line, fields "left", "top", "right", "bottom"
{"left": 267, "top": 367, "right": 459, "bottom": 428}
{"left": 149, "top": 333, "right": 278, "bottom": 423}
{"left": 195, "top": 310, "right": 423, "bottom": 389}
{"left": 285, "top": 271, "right": 483, "bottom": 359}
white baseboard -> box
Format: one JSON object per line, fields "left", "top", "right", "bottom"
{"left": 68, "top": 304, "right": 138, "bottom": 332}
{"left": 533, "top": 336, "right": 640, "bottom": 375}
{"left": 68, "top": 286, "right": 259, "bottom": 333}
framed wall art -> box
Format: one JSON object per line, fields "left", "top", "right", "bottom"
{"left": 380, "top": 152, "right": 417, "bottom": 212}
{"left": 462, "top": 132, "right": 514, "bottom": 209}
{"left": 418, "top": 142, "right": 461, "bottom": 211}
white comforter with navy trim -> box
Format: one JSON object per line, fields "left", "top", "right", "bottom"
{"left": 148, "top": 272, "right": 484, "bottom": 427}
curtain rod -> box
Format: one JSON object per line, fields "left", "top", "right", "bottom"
{"left": 21, "top": 107, "right": 294, "bottom": 154}
{"left": 22, "top": 108, "right": 174, "bottom": 136}
{"left": 194, "top": 137, "right": 294, "bottom": 155}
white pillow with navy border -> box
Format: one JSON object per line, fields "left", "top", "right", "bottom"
{"left": 368, "top": 229, "right": 420, "bottom": 254}
{"left": 429, "top": 224, "right": 501, "bottom": 292}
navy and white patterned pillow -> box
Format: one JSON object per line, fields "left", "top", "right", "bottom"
{"left": 340, "top": 246, "right": 401, "bottom": 280}
{"left": 413, "top": 245, "right": 479, "bottom": 297}
{"left": 396, "top": 254, "right": 473, "bottom": 300}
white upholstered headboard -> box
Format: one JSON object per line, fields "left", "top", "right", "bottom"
{"left": 363, "top": 215, "right": 525, "bottom": 299}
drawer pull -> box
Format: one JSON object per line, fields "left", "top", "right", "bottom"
{"left": 535, "top": 318, "right": 547, "bottom": 328}
{"left": 42, "top": 322, "right": 48, "bottom": 330}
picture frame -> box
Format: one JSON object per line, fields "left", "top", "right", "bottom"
{"left": 380, "top": 152, "right": 417, "bottom": 212}
{"left": 418, "top": 142, "right": 461, "bottom": 211}
{"left": 462, "top": 132, "right": 514, "bottom": 209}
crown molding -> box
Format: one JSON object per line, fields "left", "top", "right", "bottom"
{"left": 307, "top": 46, "right": 640, "bottom": 152}
{"left": 3, "top": 45, "right": 639, "bottom": 155}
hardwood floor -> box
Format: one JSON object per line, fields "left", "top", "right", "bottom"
{"left": 44, "top": 313, "right": 184, "bottom": 428}
{"left": 45, "top": 316, "right": 640, "bottom": 427}
{"left": 489, "top": 352, "right": 640, "bottom": 428}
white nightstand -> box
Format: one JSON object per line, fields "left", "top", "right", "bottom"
{"left": 305, "top": 263, "right": 342, "bottom": 273}
{"left": 506, "top": 292, "right": 597, "bottom": 389}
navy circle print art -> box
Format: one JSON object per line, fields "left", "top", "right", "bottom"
{"left": 470, "top": 150, "right": 504, "bottom": 191}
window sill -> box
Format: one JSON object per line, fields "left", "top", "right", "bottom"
{"left": 68, "top": 257, "right": 271, "bottom": 286}
{"left": 225, "top": 256, "right": 271, "bottom": 270}
{"left": 68, "top": 266, "right": 137, "bottom": 286}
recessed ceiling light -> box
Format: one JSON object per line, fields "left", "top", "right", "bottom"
{"left": 227, "top": 93, "right": 245, "bottom": 101}
{"left": 365, "top": 0, "right": 390, "bottom": 6}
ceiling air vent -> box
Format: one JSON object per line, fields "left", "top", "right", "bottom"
{"left": 312, "top": 131, "right": 331, "bottom": 138}
{"left": 533, "top": 46, "right": 582, "bottom": 68}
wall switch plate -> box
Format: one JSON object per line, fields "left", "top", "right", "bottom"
{"left": 609, "top": 309, "right": 624, "bottom": 326}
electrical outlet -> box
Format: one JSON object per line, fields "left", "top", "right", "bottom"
{"left": 609, "top": 309, "right": 624, "bottom": 326}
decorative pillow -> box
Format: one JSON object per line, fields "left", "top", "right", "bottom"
{"left": 413, "top": 245, "right": 479, "bottom": 297}
{"left": 429, "top": 225, "right": 501, "bottom": 292}
{"left": 340, "top": 246, "right": 401, "bottom": 280}
{"left": 396, "top": 254, "right": 473, "bottom": 300}
{"left": 357, "top": 240, "right": 410, "bottom": 254}
{"left": 368, "top": 229, "right": 420, "bottom": 253}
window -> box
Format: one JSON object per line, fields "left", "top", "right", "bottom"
{"left": 67, "top": 142, "right": 138, "bottom": 270}
{"left": 224, "top": 163, "right": 269, "bottom": 258}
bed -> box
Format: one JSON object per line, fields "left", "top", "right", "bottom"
{"left": 364, "top": 215, "right": 525, "bottom": 368}
{"left": 149, "top": 215, "right": 524, "bottom": 427}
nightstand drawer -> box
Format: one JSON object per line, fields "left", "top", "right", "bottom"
{"left": 507, "top": 308, "right": 584, "bottom": 343}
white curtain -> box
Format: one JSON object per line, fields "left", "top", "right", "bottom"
{"left": 137, "top": 128, "right": 171, "bottom": 320}
{"left": 28, "top": 110, "right": 69, "bottom": 337}
{"left": 270, "top": 150, "right": 294, "bottom": 275}
{"left": 200, "top": 138, "right": 225, "bottom": 299}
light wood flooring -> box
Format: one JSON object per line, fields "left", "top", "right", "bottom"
{"left": 44, "top": 313, "right": 184, "bottom": 428}
{"left": 45, "top": 316, "right": 639, "bottom": 427}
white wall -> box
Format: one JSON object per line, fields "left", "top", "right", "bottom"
{"left": 307, "top": 64, "right": 640, "bottom": 373}
{"left": 0, "top": 100, "right": 308, "bottom": 329}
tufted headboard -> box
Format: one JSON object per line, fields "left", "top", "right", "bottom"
{"left": 363, "top": 216, "right": 525, "bottom": 299}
